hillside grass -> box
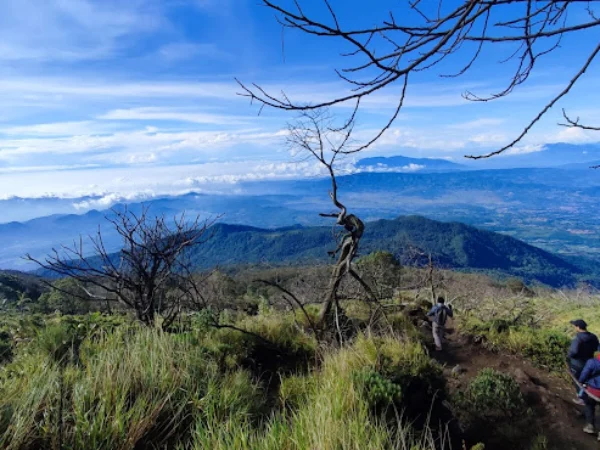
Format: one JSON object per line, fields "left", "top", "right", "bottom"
{"left": 0, "top": 308, "right": 454, "bottom": 450}
{"left": 0, "top": 280, "right": 594, "bottom": 450}
{"left": 455, "top": 294, "right": 600, "bottom": 371}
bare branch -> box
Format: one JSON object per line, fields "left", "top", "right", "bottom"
{"left": 238, "top": 0, "right": 600, "bottom": 158}
{"left": 25, "top": 205, "right": 213, "bottom": 326}
{"left": 560, "top": 108, "right": 600, "bottom": 131}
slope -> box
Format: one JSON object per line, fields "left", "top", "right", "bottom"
{"left": 188, "top": 216, "right": 580, "bottom": 286}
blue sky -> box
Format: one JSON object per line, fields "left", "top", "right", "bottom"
{"left": 0, "top": 0, "right": 599, "bottom": 202}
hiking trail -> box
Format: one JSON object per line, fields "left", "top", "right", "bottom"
{"left": 433, "top": 323, "right": 598, "bottom": 450}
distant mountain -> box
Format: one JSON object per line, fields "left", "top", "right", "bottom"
{"left": 4, "top": 167, "right": 600, "bottom": 270}
{"left": 470, "top": 143, "right": 600, "bottom": 169}
{"left": 0, "top": 195, "right": 315, "bottom": 270}
{"left": 356, "top": 155, "right": 465, "bottom": 172}
{"left": 558, "top": 160, "right": 600, "bottom": 170}
{"left": 50, "top": 216, "right": 583, "bottom": 287}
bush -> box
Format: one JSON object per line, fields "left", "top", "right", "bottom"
{"left": 0, "top": 311, "right": 447, "bottom": 450}
{"left": 459, "top": 315, "right": 570, "bottom": 371}
{"left": 35, "top": 322, "right": 83, "bottom": 366}
{"left": 196, "top": 310, "right": 317, "bottom": 375}
{"left": 456, "top": 369, "right": 527, "bottom": 422}
{"left": 353, "top": 335, "right": 445, "bottom": 397}
{"left": 521, "top": 330, "right": 570, "bottom": 370}
{"left": 353, "top": 369, "right": 402, "bottom": 409}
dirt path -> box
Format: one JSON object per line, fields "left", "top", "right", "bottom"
{"left": 432, "top": 324, "right": 598, "bottom": 450}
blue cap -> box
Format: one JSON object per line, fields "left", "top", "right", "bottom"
{"left": 570, "top": 319, "right": 588, "bottom": 330}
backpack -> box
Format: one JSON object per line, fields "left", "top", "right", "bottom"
{"left": 435, "top": 306, "right": 448, "bottom": 326}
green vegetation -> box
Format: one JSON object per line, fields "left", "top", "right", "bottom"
{"left": 456, "top": 295, "right": 590, "bottom": 372}
{"left": 44, "top": 215, "right": 587, "bottom": 288}
{"left": 189, "top": 216, "right": 587, "bottom": 287}
{"left": 0, "top": 271, "right": 45, "bottom": 309}
{"left": 453, "top": 368, "right": 532, "bottom": 448}
{"left": 456, "top": 369, "right": 528, "bottom": 421}
{"left": 2, "top": 251, "right": 599, "bottom": 449}
{"left": 0, "top": 310, "right": 454, "bottom": 450}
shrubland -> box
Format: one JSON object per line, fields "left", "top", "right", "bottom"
{"left": 0, "top": 254, "right": 598, "bottom": 449}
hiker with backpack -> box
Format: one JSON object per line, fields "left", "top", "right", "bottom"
{"left": 568, "top": 319, "right": 599, "bottom": 402}
{"left": 427, "top": 297, "right": 453, "bottom": 351}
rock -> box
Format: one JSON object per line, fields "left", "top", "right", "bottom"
{"left": 513, "top": 368, "right": 531, "bottom": 384}
{"left": 451, "top": 365, "right": 465, "bottom": 375}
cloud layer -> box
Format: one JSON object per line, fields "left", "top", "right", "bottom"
{"left": 0, "top": 0, "right": 599, "bottom": 202}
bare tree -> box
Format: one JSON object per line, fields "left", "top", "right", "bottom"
{"left": 238, "top": 0, "right": 600, "bottom": 158}
{"left": 286, "top": 109, "right": 377, "bottom": 326}
{"left": 26, "top": 206, "right": 211, "bottom": 327}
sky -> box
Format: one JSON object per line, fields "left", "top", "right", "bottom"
{"left": 1, "top": 0, "right": 600, "bottom": 203}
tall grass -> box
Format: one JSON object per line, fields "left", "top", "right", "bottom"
{"left": 0, "top": 325, "right": 226, "bottom": 449}
{"left": 0, "top": 311, "right": 454, "bottom": 450}
{"left": 186, "top": 334, "right": 446, "bottom": 450}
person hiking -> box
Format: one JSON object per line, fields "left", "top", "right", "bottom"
{"left": 427, "top": 297, "right": 453, "bottom": 351}
{"left": 568, "top": 319, "right": 599, "bottom": 405}
{"left": 578, "top": 354, "right": 600, "bottom": 438}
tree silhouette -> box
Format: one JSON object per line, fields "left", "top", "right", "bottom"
{"left": 238, "top": 0, "right": 600, "bottom": 157}
{"left": 26, "top": 206, "right": 211, "bottom": 327}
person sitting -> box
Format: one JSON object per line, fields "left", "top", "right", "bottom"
{"left": 569, "top": 319, "right": 599, "bottom": 404}
{"left": 578, "top": 354, "right": 600, "bottom": 438}
{"left": 427, "top": 297, "right": 453, "bottom": 351}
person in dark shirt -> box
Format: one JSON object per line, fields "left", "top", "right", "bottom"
{"left": 427, "top": 297, "right": 453, "bottom": 351}
{"left": 578, "top": 355, "right": 600, "bottom": 437}
{"left": 569, "top": 319, "right": 599, "bottom": 404}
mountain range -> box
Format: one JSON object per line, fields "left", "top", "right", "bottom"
{"left": 2, "top": 145, "right": 600, "bottom": 271}
{"left": 356, "top": 155, "right": 465, "bottom": 171}
{"left": 33, "top": 216, "right": 589, "bottom": 288}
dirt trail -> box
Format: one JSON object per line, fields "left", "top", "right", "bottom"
{"left": 432, "top": 324, "right": 598, "bottom": 450}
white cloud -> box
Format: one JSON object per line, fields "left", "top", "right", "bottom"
{"left": 98, "top": 107, "right": 252, "bottom": 125}
{"left": 0, "top": 0, "right": 164, "bottom": 61}
{"left": 448, "top": 118, "right": 505, "bottom": 130}
{"left": 367, "top": 128, "right": 469, "bottom": 151}
{"left": 0, "top": 160, "right": 329, "bottom": 200}
{"left": 468, "top": 133, "right": 507, "bottom": 144}
{"left": 0, "top": 78, "right": 237, "bottom": 101}
{"left": 359, "top": 163, "right": 425, "bottom": 173}
{"left": 549, "top": 126, "right": 600, "bottom": 144}
{"left": 0, "top": 163, "right": 100, "bottom": 173}
{"left": 0, "top": 157, "right": 429, "bottom": 202}
{"left": 0, "top": 127, "right": 284, "bottom": 162}
{"left": 503, "top": 144, "right": 545, "bottom": 156}
{"left": 0, "top": 121, "right": 121, "bottom": 137}
{"left": 156, "top": 42, "right": 231, "bottom": 62}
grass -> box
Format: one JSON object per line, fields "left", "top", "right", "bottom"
{"left": 454, "top": 295, "right": 595, "bottom": 371}
{"left": 3, "top": 283, "right": 591, "bottom": 450}
{"left": 0, "top": 310, "right": 454, "bottom": 450}
{"left": 186, "top": 333, "right": 447, "bottom": 450}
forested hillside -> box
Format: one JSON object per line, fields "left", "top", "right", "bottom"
{"left": 194, "top": 216, "right": 582, "bottom": 286}
{"left": 44, "top": 216, "right": 582, "bottom": 287}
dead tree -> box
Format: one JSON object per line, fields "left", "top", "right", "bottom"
{"left": 25, "top": 206, "right": 211, "bottom": 327}
{"left": 238, "top": 0, "right": 600, "bottom": 158}
{"left": 286, "top": 109, "right": 377, "bottom": 326}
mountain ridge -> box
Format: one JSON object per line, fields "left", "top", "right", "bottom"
{"left": 356, "top": 155, "right": 465, "bottom": 171}
{"left": 34, "top": 215, "right": 586, "bottom": 288}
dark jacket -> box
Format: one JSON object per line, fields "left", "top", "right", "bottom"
{"left": 427, "top": 304, "right": 453, "bottom": 326}
{"left": 569, "top": 331, "right": 599, "bottom": 363}
{"left": 579, "top": 358, "right": 600, "bottom": 390}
